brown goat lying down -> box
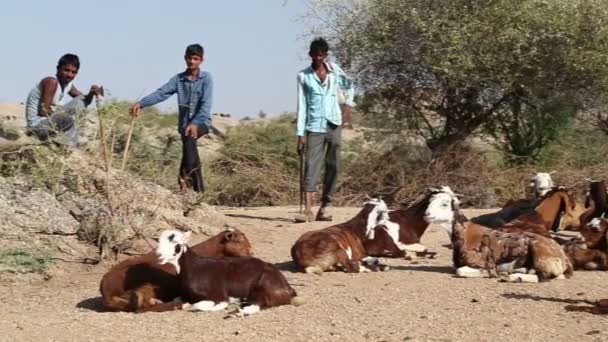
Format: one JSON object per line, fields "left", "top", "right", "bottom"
{"left": 100, "top": 228, "right": 252, "bottom": 312}
{"left": 424, "top": 190, "right": 573, "bottom": 282}
{"left": 157, "top": 230, "right": 301, "bottom": 317}
{"left": 291, "top": 198, "right": 391, "bottom": 274}
{"left": 564, "top": 218, "right": 608, "bottom": 270}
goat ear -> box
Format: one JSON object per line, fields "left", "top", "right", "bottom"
{"left": 183, "top": 231, "right": 192, "bottom": 243}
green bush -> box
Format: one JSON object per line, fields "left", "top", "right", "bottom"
{"left": 0, "top": 248, "right": 51, "bottom": 275}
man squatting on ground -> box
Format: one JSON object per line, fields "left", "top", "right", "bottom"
{"left": 296, "top": 38, "right": 355, "bottom": 222}
{"left": 25, "top": 53, "right": 104, "bottom": 148}
{"left": 130, "top": 44, "right": 213, "bottom": 192}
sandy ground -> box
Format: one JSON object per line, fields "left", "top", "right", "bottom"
{"left": 1, "top": 206, "right": 607, "bottom": 342}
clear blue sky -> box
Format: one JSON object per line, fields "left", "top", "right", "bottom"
{"left": 0, "top": 0, "right": 313, "bottom": 118}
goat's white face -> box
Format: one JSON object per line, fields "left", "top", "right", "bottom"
{"left": 156, "top": 230, "right": 191, "bottom": 273}
{"left": 424, "top": 188, "right": 461, "bottom": 236}
{"left": 364, "top": 198, "right": 388, "bottom": 239}
{"left": 529, "top": 172, "right": 555, "bottom": 197}
{"left": 424, "top": 192, "right": 456, "bottom": 224}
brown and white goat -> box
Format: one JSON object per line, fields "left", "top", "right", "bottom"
{"left": 426, "top": 191, "right": 573, "bottom": 282}
{"left": 157, "top": 230, "right": 301, "bottom": 316}
{"left": 564, "top": 218, "right": 608, "bottom": 270}
{"left": 363, "top": 187, "right": 459, "bottom": 259}
{"left": 100, "top": 228, "right": 252, "bottom": 312}
{"left": 291, "top": 198, "right": 391, "bottom": 274}
{"left": 578, "top": 181, "right": 608, "bottom": 228}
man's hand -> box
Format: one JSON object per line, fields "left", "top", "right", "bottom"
{"left": 130, "top": 103, "right": 141, "bottom": 118}
{"left": 89, "top": 85, "right": 104, "bottom": 97}
{"left": 185, "top": 124, "right": 199, "bottom": 139}
{"left": 341, "top": 105, "right": 353, "bottom": 129}
{"left": 297, "top": 136, "right": 306, "bottom": 155}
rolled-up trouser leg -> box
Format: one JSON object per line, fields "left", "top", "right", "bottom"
{"left": 321, "top": 124, "right": 341, "bottom": 204}
{"left": 304, "top": 131, "right": 327, "bottom": 193}
{"left": 179, "top": 125, "right": 209, "bottom": 192}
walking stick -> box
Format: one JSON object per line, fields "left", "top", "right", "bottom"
{"left": 299, "top": 143, "right": 306, "bottom": 214}
{"left": 120, "top": 116, "right": 136, "bottom": 171}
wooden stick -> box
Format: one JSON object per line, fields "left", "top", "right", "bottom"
{"left": 121, "top": 116, "right": 136, "bottom": 171}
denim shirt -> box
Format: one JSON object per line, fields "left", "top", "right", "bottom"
{"left": 139, "top": 69, "right": 213, "bottom": 133}
{"left": 296, "top": 62, "right": 354, "bottom": 136}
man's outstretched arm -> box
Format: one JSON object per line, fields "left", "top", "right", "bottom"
{"left": 131, "top": 76, "right": 179, "bottom": 116}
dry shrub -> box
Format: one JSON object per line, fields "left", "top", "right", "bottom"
{"left": 336, "top": 142, "right": 513, "bottom": 207}
{"left": 204, "top": 117, "right": 299, "bottom": 206}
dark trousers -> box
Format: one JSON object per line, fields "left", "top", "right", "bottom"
{"left": 304, "top": 123, "right": 342, "bottom": 203}
{"left": 179, "top": 125, "right": 209, "bottom": 192}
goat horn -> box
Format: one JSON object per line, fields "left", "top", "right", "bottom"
{"left": 549, "top": 170, "right": 557, "bottom": 175}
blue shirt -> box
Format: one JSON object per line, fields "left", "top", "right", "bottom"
{"left": 296, "top": 62, "right": 354, "bottom": 136}
{"left": 138, "top": 69, "right": 213, "bottom": 133}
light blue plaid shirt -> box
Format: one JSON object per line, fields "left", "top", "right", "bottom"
{"left": 296, "top": 62, "right": 355, "bottom": 136}
{"left": 138, "top": 69, "right": 213, "bottom": 133}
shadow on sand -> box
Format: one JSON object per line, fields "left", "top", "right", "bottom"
{"left": 76, "top": 296, "right": 105, "bottom": 312}
{"left": 225, "top": 213, "right": 295, "bottom": 223}
{"left": 390, "top": 264, "right": 454, "bottom": 275}
{"left": 274, "top": 260, "right": 299, "bottom": 272}
{"left": 501, "top": 292, "right": 594, "bottom": 305}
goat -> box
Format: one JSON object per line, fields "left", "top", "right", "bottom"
{"left": 291, "top": 198, "right": 391, "bottom": 274}
{"left": 363, "top": 187, "right": 460, "bottom": 259}
{"left": 426, "top": 190, "right": 573, "bottom": 282}
{"left": 578, "top": 181, "right": 608, "bottom": 228}
{"left": 564, "top": 218, "right": 608, "bottom": 270}
{"left": 100, "top": 228, "right": 252, "bottom": 312}
{"left": 157, "top": 230, "right": 301, "bottom": 317}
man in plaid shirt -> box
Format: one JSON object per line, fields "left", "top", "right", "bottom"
{"left": 130, "top": 44, "right": 213, "bottom": 192}
{"left": 296, "top": 38, "right": 355, "bottom": 222}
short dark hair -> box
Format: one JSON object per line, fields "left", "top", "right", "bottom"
{"left": 309, "top": 38, "right": 329, "bottom": 54}
{"left": 57, "top": 53, "right": 80, "bottom": 70}
{"left": 185, "top": 44, "right": 204, "bottom": 58}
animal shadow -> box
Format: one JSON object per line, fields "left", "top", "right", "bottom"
{"left": 501, "top": 292, "right": 594, "bottom": 305}
{"left": 274, "top": 260, "right": 298, "bottom": 272}
{"left": 225, "top": 214, "right": 295, "bottom": 223}
{"left": 391, "top": 265, "right": 454, "bottom": 274}
{"left": 76, "top": 296, "right": 105, "bottom": 312}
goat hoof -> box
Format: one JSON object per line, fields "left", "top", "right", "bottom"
{"left": 182, "top": 303, "right": 193, "bottom": 310}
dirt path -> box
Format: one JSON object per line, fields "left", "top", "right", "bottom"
{"left": 1, "top": 207, "right": 607, "bottom": 342}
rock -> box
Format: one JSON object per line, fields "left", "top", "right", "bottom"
{"left": 0, "top": 177, "right": 79, "bottom": 236}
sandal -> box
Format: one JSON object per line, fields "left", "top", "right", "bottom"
{"left": 294, "top": 211, "right": 314, "bottom": 223}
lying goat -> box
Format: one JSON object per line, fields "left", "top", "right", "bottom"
{"left": 100, "top": 228, "right": 252, "bottom": 312}
{"left": 157, "top": 230, "right": 302, "bottom": 316}
{"left": 425, "top": 190, "right": 573, "bottom": 282}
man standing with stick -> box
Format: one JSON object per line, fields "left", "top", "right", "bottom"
{"left": 295, "top": 38, "right": 355, "bottom": 222}
{"left": 130, "top": 44, "right": 213, "bottom": 193}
